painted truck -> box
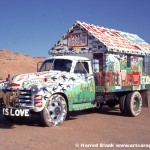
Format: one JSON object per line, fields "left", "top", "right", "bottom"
{"left": 1, "top": 21, "right": 150, "bottom": 127}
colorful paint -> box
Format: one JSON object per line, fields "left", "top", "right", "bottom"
{"left": 67, "top": 32, "right": 88, "bottom": 47}
{"left": 49, "top": 21, "right": 150, "bottom": 93}
{"left": 1, "top": 56, "right": 96, "bottom": 111}
{"left": 49, "top": 21, "right": 150, "bottom": 56}
{"left": 1, "top": 21, "right": 150, "bottom": 114}
{"left": 141, "top": 76, "right": 150, "bottom": 84}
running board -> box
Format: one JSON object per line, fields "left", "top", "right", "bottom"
{"left": 72, "top": 102, "right": 96, "bottom": 111}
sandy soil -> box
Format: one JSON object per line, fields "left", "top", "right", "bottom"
{"left": 0, "top": 106, "right": 150, "bottom": 150}
{"left": 0, "top": 49, "right": 45, "bottom": 80}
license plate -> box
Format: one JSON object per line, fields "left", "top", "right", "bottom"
{"left": 3, "top": 108, "right": 30, "bottom": 117}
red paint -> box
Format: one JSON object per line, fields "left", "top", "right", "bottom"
{"left": 132, "top": 72, "right": 140, "bottom": 85}
{"left": 10, "top": 83, "right": 20, "bottom": 86}
{"left": 104, "top": 88, "right": 109, "bottom": 92}
{"left": 34, "top": 102, "right": 42, "bottom": 107}
{"left": 34, "top": 95, "right": 42, "bottom": 100}
{"left": 81, "top": 22, "right": 141, "bottom": 51}
{"left": 67, "top": 32, "right": 88, "bottom": 47}
{"left": 44, "top": 78, "right": 48, "bottom": 82}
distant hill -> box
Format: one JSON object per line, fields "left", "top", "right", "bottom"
{"left": 0, "top": 49, "right": 46, "bottom": 80}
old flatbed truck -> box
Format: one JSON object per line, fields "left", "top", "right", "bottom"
{"left": 1, "top": 21, "right": 150, "bottom": 127}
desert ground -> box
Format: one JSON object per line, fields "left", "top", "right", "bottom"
{"left": 0, "top": 106, "right": 150, "bottom": 150}
{"left": 0, "top": 49, "right": 45, "bottom": 80}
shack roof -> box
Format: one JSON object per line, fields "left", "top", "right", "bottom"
{"left": 49, "top": 21, "right": 150, "bottom": 56}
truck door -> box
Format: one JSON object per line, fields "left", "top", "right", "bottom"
{"left": 72, "top": 61, "right": 95, "bottom": 103}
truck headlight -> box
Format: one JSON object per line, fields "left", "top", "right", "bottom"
{"left": 30, "top": 85, "right": 40, "bottom": 94}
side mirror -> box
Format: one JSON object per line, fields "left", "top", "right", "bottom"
{"left": 37, "top": 61, "right": 43, "bottom": 72}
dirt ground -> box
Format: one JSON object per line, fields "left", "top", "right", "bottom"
{"left": 0, "top": 106, "right": 150, "bottom": 150}
{"left": 0, "top": 49, "right": 45, "bottom": 80}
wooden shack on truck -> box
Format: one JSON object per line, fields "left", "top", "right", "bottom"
{"left": 49, "top": 21, "right": 150, "bottom": 106}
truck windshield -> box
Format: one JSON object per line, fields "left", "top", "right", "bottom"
{"left": 39, "top": 59, "right": 72, "bottom": 72}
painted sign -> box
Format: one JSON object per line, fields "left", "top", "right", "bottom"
{"left": 141, "top": 76, "right": 150, "bottom": 84}
{"left": 3, "top": 108, "right": 30, "bottom": 117}
{"left": 132, "top": 72, "right": 140, "bottom": 85}
{"left": 68, "top": 32, "right": 88, "bottom": 47}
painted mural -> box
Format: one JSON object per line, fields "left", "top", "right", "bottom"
{"left": 49, "top": 21, "right": 150, "bottom": 93}
{"left": 95, "top": 53, "right": 150, "bottom": 92}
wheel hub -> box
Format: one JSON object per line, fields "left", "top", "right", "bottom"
{"left": 55, "top": 107, "right": 61, "bottom": 115}
{"left": 48, "top": 100, "right": 63, "bottom": 121}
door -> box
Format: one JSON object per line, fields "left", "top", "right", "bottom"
{"left": 71, "top": 61, "right": 95, "bottom": 103}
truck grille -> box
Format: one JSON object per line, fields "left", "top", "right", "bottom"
{"left": 3, "top": 89, "right": 34, "bottom": 108}
{"left": 19, "top": 90, "right": 32, "bottom": 102}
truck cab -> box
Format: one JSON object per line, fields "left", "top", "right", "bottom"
{"left": 2, "top": 56, "right": 96, "bottom": 126}
{"left": 38, "top": 56, "right": 95, "bottom": 104}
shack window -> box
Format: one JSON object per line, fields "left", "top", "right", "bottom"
{"left": 127, "top": 55, "right": 131, "bottom": 68}
{"left": 93, "top": 53, "right": 103, "bottom": 72}
{"left": 74, "top": 62, "right": 89, "bottom": 74}
{"left": 144, "top": 56, "right": 150, "bottom": 76}
{"left": 93, "top": 59, "right": 100, "bottom": 73}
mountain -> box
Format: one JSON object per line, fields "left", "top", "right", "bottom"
{"left": 0, "top": 49, "right": 46, "bottom": 80}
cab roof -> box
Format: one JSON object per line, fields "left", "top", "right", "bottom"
{"left": 45, "top": 55, "right": 90, "bottom": 61}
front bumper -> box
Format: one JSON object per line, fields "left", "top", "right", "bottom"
{"left": 2, "top": 107, "right": 31, "bottom": 117}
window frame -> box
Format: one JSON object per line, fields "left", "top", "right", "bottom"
{"left": 74, "top": 61, "right": 89, "bottom": 74}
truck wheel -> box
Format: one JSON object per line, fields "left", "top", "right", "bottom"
{"left": 40, "top": 94, "right": 67, "bottom": 127}
{"left": 126, "top": 91, "right": 142, "bottom": 117}
{"left": 119, "top": 95, "right": 128, "bottom": 116}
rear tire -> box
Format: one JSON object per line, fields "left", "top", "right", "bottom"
{"left": 119, "top": 95, "right": 128, "bottom": 116}
{"left": 40, "top": 94, "right": 67, "bottom": 127}
{"left": 126, "top": 91, "right": 142, "bottom": 117}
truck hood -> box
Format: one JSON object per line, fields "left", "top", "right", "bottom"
{"left": 9, "top": 71, "right": 61, "bottom": 89}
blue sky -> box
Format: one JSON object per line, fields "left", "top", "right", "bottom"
{"left": 0, "top": 0, "right": 150, "bottom": 57}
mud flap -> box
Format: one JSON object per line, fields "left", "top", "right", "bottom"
{"left": 140, "top": 90, "right": 150, "bottom": 108}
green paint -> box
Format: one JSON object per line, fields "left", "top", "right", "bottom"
{"left": 65, "top": 80, "right": 95, "bottom": 111}
{"left": 72, "top": 102, "right": 96, "bottom": 111}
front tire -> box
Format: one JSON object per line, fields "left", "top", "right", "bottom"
{"left": 126, "top": 91, "right": 142, "bottom": 117}
{"left": 40, "top": 94, "right": 67, "bottom": 127}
